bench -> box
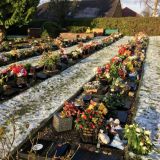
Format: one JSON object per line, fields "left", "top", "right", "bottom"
{"left": 105, "top": 29, "right": 119, "bottom": 35}
{"left": 28, "top": 28, "right": 41, "bottom": 38}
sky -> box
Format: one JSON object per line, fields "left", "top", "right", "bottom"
{"left": 40, "top": 0, "right": 145, "bottom": 14}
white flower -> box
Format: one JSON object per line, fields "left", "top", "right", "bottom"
{"left": 140, "top": 142, "right": 144, "bottom": 146}
{"left": 111, "top": 88, "right": 114, "bottom": 92}
{"left": 136, "top": 128, "right": 141, "bottom": 133}
{"left": 142, "top": 146, "right": 147, "bottom": 150}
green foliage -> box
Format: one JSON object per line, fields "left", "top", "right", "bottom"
{"left": 66, "top": 17, "right": 160, "bottom": 35}
{"left": 40, "top": 52, "right": 60, "bottom": 71}
{"left": 41, "top": 21, "right": 61, "bottom": 38}
{"left": 0, "top": 0, "right": 40, "bottom": 29}
{"left": 67, "top": 26, "right": 88, "bottom": 33}
{"left": 125, "top": 124, "right": 152, "bottom": 155}
{"left": 103, "top": 93, "right": 125, "bottom": 110}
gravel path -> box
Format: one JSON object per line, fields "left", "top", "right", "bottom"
{"left": 0, "top": 37, "right": 130, "bottom": 158}
{"left": 129, "top": 37, "right": 160, "bottom": 160}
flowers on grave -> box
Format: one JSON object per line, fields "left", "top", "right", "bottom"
{"left": 124, "top": 123, "right": 152, "bottom": 155}
{"left": 88, "top": 100, "right": 108, "bottom": 115}
{"left": 39, "top": 51, "right": 60, "bottom": 71}
{"left": 103, "top": 93, "right": 125, "bottom": 110}
{"left": 75, "top": 109, "right": 104, "bottom": 130}
{"left": 60, "top": 101, "right": 78, "bottom": 118}
{"left": 9, "top": 64, "right": 27, "bottom": 77}
{"left": 83, "top": 81, "right": 100, "bottom": 93}
{"left": 96, "top": 63, "right": 112, "bottom": 83}
{"left": 0, "top": 54, "right": 9, "bottom": 64}
{"left": 110, "top": 78, "right": 129, "bottom": 95}
{"left": 10, "top": 49, "right": 21, "bottom": 58}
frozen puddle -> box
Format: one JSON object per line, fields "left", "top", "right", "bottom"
{"left": 0, "top": 37, "right": 130, "bottom": 158}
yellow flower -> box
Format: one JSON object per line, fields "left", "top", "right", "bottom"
{"left": 88, "top": 104, "right": 95, "bottom": 110}
{"left": 144, "top": 130, "right": 151, "bottom": 135}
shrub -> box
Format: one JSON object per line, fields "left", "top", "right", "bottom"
{"left": 66, "top": 17, "right": 160, "bottom": 36}
{"left": 67, "top": 26, "right": 88, "bottom": 33}
{"left": 125, "top": 124, "right": 152, "bottom": 155}
{"left": 41, "top": 21, "right": 61, "bottom": 38}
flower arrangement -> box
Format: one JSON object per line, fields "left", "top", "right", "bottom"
{"left": 60, "top": 101, "right": 78, "bottom": 118}
{"left": 96, "top": 63, "right": 112, "bottom": 83}
{"left": 83, "top": 81, "right": 100, "bottom": 93}
{"left": 75, "top": 109, "right": 104, "bottom": 130}
{"left": 9, "top": 64, "right": 28, "bottom": 77}
{"left": 87, "top": 100, "right": 108, "bottom": 115}
{"left": 103, "top": 93, "right": 125, "bottom": 110}
{"left": 124, "top": 124, "right": 152, "bottom": 155}
{"left": 110, "top": 78, "right": 129, "bottom": 95}
{"left": 39, "top": 51, "right": 60, "bottom": 71}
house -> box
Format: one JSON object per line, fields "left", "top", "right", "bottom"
{"left": 122, "top": 7, "right": 142, "bottom": 17}
{"left": 36, "top": 0, "right": 123, "bottom": 19}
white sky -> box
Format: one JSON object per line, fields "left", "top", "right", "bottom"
{"left": 40, "top": 0, "right": 145, "bottom": 14}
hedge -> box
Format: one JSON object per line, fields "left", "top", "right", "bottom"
{"left": 66, "top": 17, "right": 160, "bottom": 36}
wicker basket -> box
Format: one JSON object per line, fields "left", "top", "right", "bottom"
{"left": 80, "top": 128, "right": 98, "bottom": 143}
{"left": 53, "top": 113, "right": 73, "bottom": 132}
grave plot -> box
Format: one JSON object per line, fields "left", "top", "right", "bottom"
{"left": 129, "top": 36, "right": 160, "bottom": 160}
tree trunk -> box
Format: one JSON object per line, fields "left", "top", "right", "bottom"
{"left": 153, "top": 0, "right": 159, "bottom": 17}
{"left": 0, "top": 25, "right": 6, "bottom": 43}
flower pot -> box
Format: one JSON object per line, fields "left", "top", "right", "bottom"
{"left": 44, "top": 69, "right": 59, "bottom": 77}
{"left": 99, "top": 79, "right": 108, "bottom": 86}
{"left": 128, "top": 72, "right": 137, "bottom": 81}
{"left": 83, "top": 95, "right": 92, "bottom": 104}
{"left": 16, "top": 77, "right": 28, "bottom": 88}
{"left": 80, "top": 128, "right": 98, "bottom": 143}
{"left": 53, "top": 113, "right": 73, "bottom": 132}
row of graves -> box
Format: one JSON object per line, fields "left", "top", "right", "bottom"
{"left": 15, "top": 32, "right": 152, "bottom": 160}
{"left": 0, "top": 33, "right": 122, "bottom": 102}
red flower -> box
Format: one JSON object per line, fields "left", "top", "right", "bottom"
{"left": 82, "top": 115, "right": 87, "bottom": 120}
{"left": 97, "top": 67, "right": 102, "bottom": 75}
{"left": 91, "top": 124, "right": 95, "bottom": 129}
{"left": 79, "top": 125, "right": 83, "bottom": 129}
{"left": 118, "top": 46, "right": 126, "bottom": 55}
{"left": 111, "top": 56, "right": 121, "bottom": 64}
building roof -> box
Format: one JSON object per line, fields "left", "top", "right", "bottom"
{"left": 122, "top": 7, "right": 141, "bottom": 17}
{"left": 36, "top": 0, "right": 121, "bottom": 19}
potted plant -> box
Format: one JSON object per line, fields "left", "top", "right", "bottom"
{"left": 8, "top": 64, "right": 28, "bottom": 88}
{"left": 53, "top": 101, "right": 78, "bottom": 132}
{"left": 75, "top": 109, "right": 104, "bottom": 143}
{"left": 124, "top": 124, "right": 152, "bottom": 155}
{"left": 83, "top": 81, "right": 100, "bottom": 94}
{"left": 39, "top": 51, "right": 60, "bottom": 75}
{"left": 103, "top": 93, "right": 125, "bottom": 110}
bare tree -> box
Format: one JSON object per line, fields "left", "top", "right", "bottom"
{"left": 140, "top": 0, "right": 160, "bottom": 17}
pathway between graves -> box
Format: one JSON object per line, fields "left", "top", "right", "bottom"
{"left": 130, "top": 36, "right": 160, "bottom": 160}
{"left": 0, "top": 36, "right": 130, "bottom": 158}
